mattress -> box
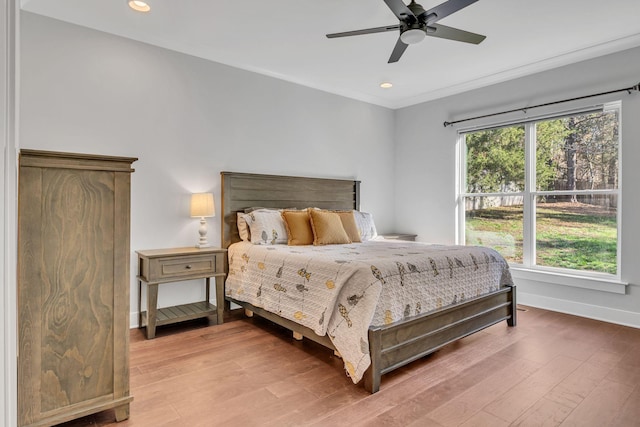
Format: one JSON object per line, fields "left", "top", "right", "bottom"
{"left": 226, "top": 239, "right": 513, "bottom": 383}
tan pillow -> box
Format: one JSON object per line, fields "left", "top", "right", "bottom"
{"left": 281, "top": 210, "right": 314, "bottom": 245}
{"left": 237, "top": 212, "right": 251, "bottom": 241}
{"left": 309, "top": 209, "right": 351, "bottom": 245}
{"left": 333, "top": 210, "right": 361, "bottom": 243}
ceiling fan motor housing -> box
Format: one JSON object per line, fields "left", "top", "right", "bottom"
{"left": 408, "top": 1, "right": 438, "bottom": 26}
{"left": 407, "top": 1, "right": 427, "bottom": 20}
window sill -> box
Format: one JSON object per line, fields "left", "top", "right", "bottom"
{"left": 509, "top": 267, "right": 628, "bottom": 294}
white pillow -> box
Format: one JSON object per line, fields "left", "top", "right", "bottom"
{"left": 237, "top": 212, "right": 251, "bottom": 241}
{"left": 244, "top": 209, "right": 288, "bottom": 245}
{"left": 353, "top": 210, "right": 378, "bottom": 241}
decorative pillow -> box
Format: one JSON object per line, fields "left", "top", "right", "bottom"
{"left": 237, "top": 212, "right": 251, "bottom": 241}
{"left": 244, "top": 207, "right": 272, "bottom": 213}
{"left": 332, "top": 210, "right": 362, "bottom": 243}
{"left": 244, "top": 207, "right": 297, "bottom": 213}
{"left": 281, "top": 209, "right": 314, "bottom": 246}
{"left": 353, "top": 210, "right": 378, "bottom": 241}
{"left": 309, "top": 209, "right": 351, "bottom": 245}
{"left": 243, "top": 209, "right": 288, "bottom": 245}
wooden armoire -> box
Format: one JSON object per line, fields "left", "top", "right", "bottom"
{"left": 17, "top": 150, "right": 137, "bottom": 426}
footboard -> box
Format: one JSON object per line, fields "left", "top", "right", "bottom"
{"left": 364, "top": 284, "right": 516, "bottom": 393}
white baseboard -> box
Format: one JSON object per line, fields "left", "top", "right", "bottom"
{"left": 131, "top": 312, "right": 140, "bottom": 329}
{"left": 519, "top": 291, "right": 640, "bottom": 329}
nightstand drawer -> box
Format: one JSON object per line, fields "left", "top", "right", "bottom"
{"left": 137, "top": 248, "right": 221, "bottom": 284}
{"left": 159, "top": 255, "right": 216, "bottom": 278}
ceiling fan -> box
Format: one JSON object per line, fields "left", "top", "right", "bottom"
{"left": 326, "top": 0, "right": 486, "bottom": 63}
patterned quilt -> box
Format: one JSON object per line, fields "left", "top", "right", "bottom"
{"left": 226, "top": 239, "right": 513, "bottom": 383}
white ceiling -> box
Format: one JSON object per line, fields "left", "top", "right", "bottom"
{"left": 20, "top": 0, "right": 640, "bottom": 109}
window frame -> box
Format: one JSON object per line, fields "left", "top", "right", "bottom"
{"left": 456, "top": 102, "right": 626, "bottom": 293}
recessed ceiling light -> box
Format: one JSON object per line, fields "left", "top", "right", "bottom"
{"left": 128, "top": 0, "right": 151, "bottom": 12}
{"left": 380, "top": 82, "right": 393, "bottom": 89}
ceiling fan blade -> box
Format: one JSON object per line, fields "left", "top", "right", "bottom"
{"left": 326, "top": 25, "right": 400, "bottom": 39}
{"left": 422, "top": 0, "right": 479, "bottom": 24}
{"left": 427, "top": 23, "right": 486, "bottom": 44}
{"left": 384, "top": 0, "right": 416, "bottom": 22}
{"left": 388, "top": 37, "right": 409, "bottom": 63}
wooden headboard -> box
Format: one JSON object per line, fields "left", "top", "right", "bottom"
{"left": 220, "top": 172, "right": 360, "bottom": 249}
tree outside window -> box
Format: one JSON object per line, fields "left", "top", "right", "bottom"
{"left": 460, "top": 104, "right": 620, "bottom": 275}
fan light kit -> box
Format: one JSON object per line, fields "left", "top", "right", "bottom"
{"left": 128, "top": 0, "right": 150, "bottom": 12}
{"left": 327, "top": 0, "right": 486, "bottom": 63}
{"left": 400, "top": 28, "right": 426, "bottom": 44}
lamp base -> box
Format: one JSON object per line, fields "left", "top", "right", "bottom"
{"left": 196, "top": 217, "right": 211, "bottom": 248}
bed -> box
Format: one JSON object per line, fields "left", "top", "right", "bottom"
{"left": 221, "top": 171, "right": 516, "bottom": 393}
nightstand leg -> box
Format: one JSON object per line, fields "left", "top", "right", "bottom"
{"left": 138, "top": 280, "right": 143, "bottom": 329}
{"left": 205, "top": 277, "right": 215, "bottom": 325}
{"left": 147, "top": 284, "right": 159, "bottom": 339}
{"left": 215, "top": 275, "right": 225, "bottom": 325}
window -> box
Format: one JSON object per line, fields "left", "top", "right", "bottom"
{"left": 458, "top": 103, "right": 621, "bottom": 278}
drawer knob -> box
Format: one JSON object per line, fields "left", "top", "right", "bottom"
{"left": 185, "top": 265, "right": 192, "bottom": 269}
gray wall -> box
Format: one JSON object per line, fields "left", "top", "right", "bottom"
{"left": 395, "top": 47, "right": 640, "bottom": 326}
{"left": 19, "top": 12, "right": 396, "bottom": 323}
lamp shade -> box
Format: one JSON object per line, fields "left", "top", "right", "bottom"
{"left": 190, "top": 193, "right": 215, "bottom": 218}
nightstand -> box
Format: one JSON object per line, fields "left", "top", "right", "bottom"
{"left": 137, "top": 247, "right": 227, "bottom": 339}
{"left": 379, "top": 233, "right": 417, "bottom": 241}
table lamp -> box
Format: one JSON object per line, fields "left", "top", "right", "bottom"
{"left": 190, "top": 192, "right": 215, "bottom": 248}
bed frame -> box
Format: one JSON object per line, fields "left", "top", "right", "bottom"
{"left": 221, "top": 171, "right": 516, "bottom": 393}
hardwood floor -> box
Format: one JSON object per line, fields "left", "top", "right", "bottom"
{"left": 58, "top": 306, "right": 640, "bottom": 427}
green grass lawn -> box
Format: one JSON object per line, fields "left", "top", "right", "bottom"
{"left": 466, "top": 202, "right": 617, "bottom": 274}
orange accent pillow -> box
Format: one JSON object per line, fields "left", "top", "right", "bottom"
{"left": 281, "top": 210, "right": 313, "bottom": 245}
{"left": 309, "top": 209, "right": 351, "bottom": 245}
{"left": 333, "top": 210, "right": 361, "bottom": 243}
